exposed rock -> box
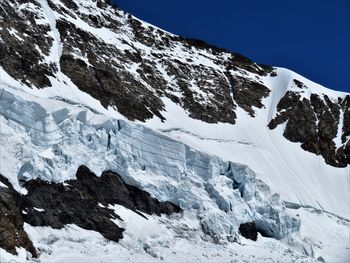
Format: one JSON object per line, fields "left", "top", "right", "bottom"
{"left": 19, "top": 166, "right": 182, "bottom": 241}
{"left": 0, "top": 0, "right": 55, "bottom": 87}
{"left": 239, "top": 222, "right": 258, "bottom": 241}
{"left": 341, "top": 96, "right": 350, "bottom": 143}
{"left": 57, "top": 18, "right": 166, "bottom": 122}
{"left": 269, "top": 92, "right": 349, "bottom": 167}
{"left": 0, "top": 166, "right": 182, "bottom": 256}
{"left": 0, "top": 175, "right": 37, "bottom": 257}
{"left": 224, "top": 52, "right": 273, "bottom": 76}
{"left": 225, "top": 74, "right": 270, "bottom": 117}
{"left": 20, "top": 177, "right": 124, "bottom": 243}
{"left": 73, "top": 166, "right": 182, "bottom": 216}
{"left": 293, "top": 79, "right": 305, "bottom": 89}
{"left": 0, "top": 0, "right": 271, "bottom": 124}
{"left": 60, "top": 0, "right": 78, "bottom": 10}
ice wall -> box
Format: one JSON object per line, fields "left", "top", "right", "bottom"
{"left": 0, "top": 87, "right": 299, "bottom": 242}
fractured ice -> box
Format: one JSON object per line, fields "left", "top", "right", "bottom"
{"left": 0, "top": 88, "right": 300, "bottom": 242}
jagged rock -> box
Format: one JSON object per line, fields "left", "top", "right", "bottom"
{"left": 74, "top": 166, "right": 182, "bottom": 216}
{"left": 20, "top": 177, "right": 124, "bottom": 243}
{"left": 341, "top": 96, "right": 350, "bottom": 143}
{"left": 0, "top": 0, "right": 270, "bottom": 125}
{"left": 293, "top": 79, "right": 305, "bottom": 89}
{"left": 19, "top": 166, "right": 182, "bottom": 241}
{"left": 0, "top": 175, "right": 37, "bottom": 257}
{"left": 226, "top": 75, "right": 270, "bottom": 117}
{"left": 239, "top": 222, "right": 258, "bottom": 241}
{"left": 0, "top": 166, "right": 182, "bottom": 256}
{"left": 0, "top": 0, "right": 55, "bottom": 87}
{"left": 269, "top": 92, "right": 349, "bottom": 167}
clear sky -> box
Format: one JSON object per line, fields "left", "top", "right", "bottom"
{"left": 113, "top": 0, "right": 349, "bottom": 93}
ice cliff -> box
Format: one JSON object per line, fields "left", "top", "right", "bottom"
{"left": 0, "top": 84, "right": 299, "bottom": 243}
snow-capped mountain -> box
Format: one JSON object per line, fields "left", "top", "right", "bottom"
{"left": 0, "top": 0, "right": 349, "bottom": 262}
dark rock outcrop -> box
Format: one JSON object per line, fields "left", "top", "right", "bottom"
{"left": 0, "top": 175, "right": 37, "bottom": 257}
{"left": 293, "top": 79, "right": 306, "bottom": 89}
{"left": 225, "top": 74, "right": 270, "bottom": 117}
{"left": 0, "top": 0, "right": 55, "bottom": 87}
{"left": 269, "top": 92, "right": 349, "bottom": 167}
{"left": 239, "top": 222, "right": 258, "bottom": 241}
{"left": 73, "top": 166, "right": 182, "bottom": 216}
{"left": 20, "top": 176, "right": 124, "bottom": 244}
{"left": 56, "top": 6, "right": 271, "bottom": 124}
{"left": 0, "top": 166, "right": 182, "bottom": 257}
{"left": 0, "top": 0, "right": 271, "bottom": 125}
{"left": 19, "top": 166, "right": 182, "bottom": 242}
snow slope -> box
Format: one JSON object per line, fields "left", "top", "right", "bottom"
{"left": 0, "top": 73, "right": 310, "bottom": 262}
{"left": 145, "top": 68, "right": 350, "bottom": 219}
{"left": 1, "top": 61, "right": 349, "bottom": 263}
{"left": 10, "top": 0, "right": 346, "bottom": 219}
{"left": 0, "top": 0, "right": 349, "bottom": 262}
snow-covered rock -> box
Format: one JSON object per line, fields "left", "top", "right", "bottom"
{"left": 0, "top": 0, "right": 349, "bottom": 262}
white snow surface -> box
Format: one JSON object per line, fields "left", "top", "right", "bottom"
{"left": 0, "top": 0, "right": 349, "bottom": 261}
{"left": 0, "top": 209, "right": 348, "bottom": 263}
{"left": 0, "top": 222, "right": 314, "bottom": 263}
{"left": 39, "top": 0, "right": 63, "bottom": 69}
{"left": 145, "top": 68, "right": 350, "bottom": 220}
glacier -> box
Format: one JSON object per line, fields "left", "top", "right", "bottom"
{"left": 2, "top": 71, "right": 349, "bottom": 262}
{"left": 0, "top": 0, "right": 349, "bottom": 261}
{"left": 0, "top": 82, "right": 299, "bottom": 243}
{"left": 1, "top": 78, "right": 349, "bottom": 262}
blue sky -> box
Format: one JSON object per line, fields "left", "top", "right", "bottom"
{"left": 114, "top": 0, "right": 349, "bottom": 93}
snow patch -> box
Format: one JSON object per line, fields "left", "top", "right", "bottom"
{"left": 33, "top": 207, "right": 45, "bottom": 212}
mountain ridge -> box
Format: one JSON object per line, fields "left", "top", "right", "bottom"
{"left": 0, "top": 0, "right": 348, "bottom": 167}
{"left": 0, "top": 0, "right": 349, "bottom": 262}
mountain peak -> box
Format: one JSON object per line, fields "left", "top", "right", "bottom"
{"left": 0, "top": 0, "right": 349, "bottom": 262}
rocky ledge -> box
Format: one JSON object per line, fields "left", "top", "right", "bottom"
{"left": 269, "top": 90, "right": 349, "bottom": 167}
{"left": 0, "top": 166, "right": 182, "bottom": 257}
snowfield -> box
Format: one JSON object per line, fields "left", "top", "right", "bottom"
{"left": 145, "top": 67, "right": 350, "bottom": 219}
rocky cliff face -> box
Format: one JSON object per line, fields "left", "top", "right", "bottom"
{"left": 269, "top": 87, "right": 350, "bottom": 167}
{"left": 0, "top": 0, "right": 55, "bottom": 87}
{"left": 0, "top": 0, "right": 349, "bottom": 262}
{"left": 0, "top": 176, "right": 37, "bottom": 257}
{"left": 52, "top": 0, "right": 273, "bottom": 123}
{"left": 0, "top": 0, "right": 348, "bottom": 167}
{"left": 0, "top": 167, "right": 181, "bottom": 257}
